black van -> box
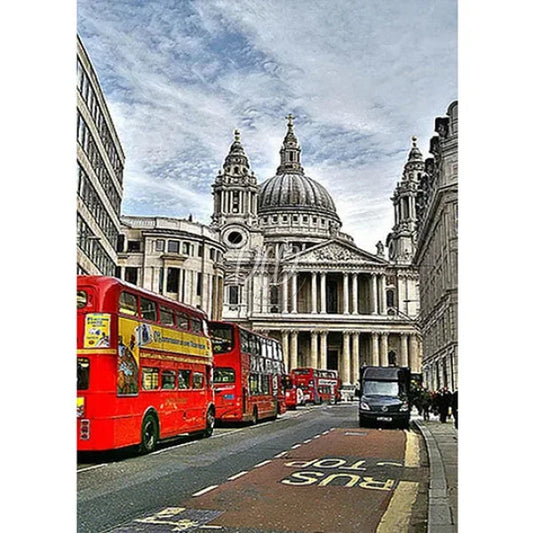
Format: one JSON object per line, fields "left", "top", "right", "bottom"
{"left": 358, "top": 366, "right": 411, "bottom": 429}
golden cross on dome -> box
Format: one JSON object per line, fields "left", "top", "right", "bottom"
{"left": 234, "top": 129, "right": 240, "bottom": 142}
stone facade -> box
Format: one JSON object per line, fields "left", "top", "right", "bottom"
{"left": 76, "top": 35, "right": 125, "bottom": 276}
{"left": 414, "top": 101, "right": 458, "bottom": 391}
{"left": 117, "top": 216, "right": 226, "bottom": 320}
{"left": 214, "top": 116, "right": 421, "bottom": 384}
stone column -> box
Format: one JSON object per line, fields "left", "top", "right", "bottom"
{"left": 281, "top": 330, "right": 289, "bottom": 371}
{"left": 320, "top": 272, "right": 326, "bottom": 314}
{"left": 379, "top": 332, "right": 389, "bottom": 366}
{"left": 409, "top": 333, "right": 418, "bottom": 371}
{"left": 311, "top": 272, "right": 318, "bottom": 314}
{"left": 380, "top": 274, "right": 387, "bottom": 315}
{"left": 282, "top": 272, "right": 289, "bottom": 314}
{"left": 371, "top": 332, "right": 380, "bottom": 366}
{"left": 310, "top": 330, "right": 319, "bottom": 368}
{"left": 291, "top": 273, "right": 298, "bottom": 313}
{"left": 206, "top": 274, "right": 213, "bottom": 318}
{"left": 319, "top": 330, "right": 328, "bottom": 369}
{"left": 290, "top": 330, "right": 299, "bottom": 370}
{"left": 400, "top": 333, "right": 409, "bottom": 367}
{"left": 342, "top": 331, "right": 351, "bottom": 383}
{"left": 351, "top": 273, "right": 358, "bottom": 314}
{"left": 371, "top": 274, "right": 378, "bottom": 315}
{"left": 343, "top": 273, "right": 349, "bottom": 314}
{"left": 351, "top": 332, "right": 360, "bottom": 384}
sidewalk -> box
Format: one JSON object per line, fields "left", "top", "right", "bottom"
{"left": 412, "top": 414, "right": 458, "bottom": 533}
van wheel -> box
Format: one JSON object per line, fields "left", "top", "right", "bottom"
{"left": 140, "top": 413, "right": 159, "bottom": 454}
{"left": 203, "top": 407, "right": 215, "bottom": 438}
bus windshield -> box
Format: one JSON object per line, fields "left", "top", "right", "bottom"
{"left": 213, "top": 368, "right": 236, "bottom": 383}
{"left": 363, "top": 381, "right": 399, "bottom": 396}
{"left": 210, "top": 323, "right": 234, "bottom": 354}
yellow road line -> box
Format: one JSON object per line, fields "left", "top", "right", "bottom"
{"left": 404, "top": 430, "right": 420, "bottom": 467}
{"left": 376, "top": 481, "right": 419, "bottom": 533}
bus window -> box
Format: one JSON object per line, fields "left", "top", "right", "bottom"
{"left": 260, "top": 375, "right": 271, "bottom": 395}
{"left": 140, "top": 298, "right": 157, "bottom": 322}
{"left": 161, "top": 370, "right": 176, "bottom": 390}
{"left": 77, "top": 291, "right": 88, "bottom": 309}
{"left": 213, "top": 368, "right": 236, "bottom": 383}
{"left": 192, "top": 372, "right": 204, "bottom": 389}
{"left": 177, "top": 312, "right": 189, "bottom": 330}
{"left": 142, "top": 368, "right": 159, "bottom": 390}
{"left": 191, "top": 318, "right": 202, "bottom": 333}
{"left": 210, "top": 323, "right": 234, "bottom": 354}
{"left": 241, "top": 330, "right": 250, "bottom": 353}
{"left": 159, "top": 306, "right": 174, "bottom": 326}
{"left": 77, "top": 358, "right": 89, "bottom": 390}
{"left": 249, "top": 373, "right": 259, "bottom": 395}
{"left": 178, "top": 370, "right": 191, "bottom": 389}
{"left": 119, "top": 292, "right": 138, "bottom": 316}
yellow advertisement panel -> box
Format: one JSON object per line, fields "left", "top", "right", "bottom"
{"left": 117, "top": 317, "right": 212, "bottom": 396}
{"left": 84, "top": 313, "right": 111, "bottom": 348}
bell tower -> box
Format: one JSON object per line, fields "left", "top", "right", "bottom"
{"left": 212, "top": 129, "right": 258, "bottom": 229}
{"left": 387, "top": 136, "right": 424, "bottom": 264}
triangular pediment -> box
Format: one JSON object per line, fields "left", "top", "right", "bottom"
{"left": 285, "top": 239, "right": 389, "bottom": 266}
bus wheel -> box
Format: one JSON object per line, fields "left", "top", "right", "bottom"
{"left": 203, "top": 407, "right": 215, "bottom": 438}
{"left": 140, "top": 412, "right": 159, "bottom": 454}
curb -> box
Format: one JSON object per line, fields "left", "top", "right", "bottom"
{"left": 413, "top": 420, "right": 456, "bottom": 533}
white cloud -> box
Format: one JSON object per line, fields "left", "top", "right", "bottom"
{"left": 78, "top": 0, "right": 457, "bottom": 253}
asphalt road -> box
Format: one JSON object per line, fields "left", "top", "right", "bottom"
{"left": 77, "top": 402, "right": 428, "bottom": 532}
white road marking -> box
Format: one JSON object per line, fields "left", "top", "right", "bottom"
{"left": 192, "top": 485, "right": 219, "bottom": 497}
{"left": 227, "top": 471, "right": 248, "bottom": 481}
{"left": 76, "top": 463, "right": 107, "bottom": 473}
{"left": 254, "top": 460, "right": 271, "bottom": 468}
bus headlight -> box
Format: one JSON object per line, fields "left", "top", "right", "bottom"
{"left": 360, "top": 401, "right": 370, "bottom": 411}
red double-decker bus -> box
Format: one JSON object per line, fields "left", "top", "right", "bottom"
{"left": 209, "top": 321, "right": 286, "bottom": 424}
{"left": 77, "top": 276, "right": 215, "bottom": 453}
{"left": 317, "top": 369, "right": 341, "bottom": 404}
{"left": 291, "top": 367, "right": 321, "bottom": 404}
{"left": 282, "top": 374, "right": 305, "bottom": 410}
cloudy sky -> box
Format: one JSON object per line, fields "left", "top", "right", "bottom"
{"left": 78, "top": 0, "right": 457, "bottom": 252}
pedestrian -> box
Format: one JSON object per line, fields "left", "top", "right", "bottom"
{"left": 451, "top": 390, "right": 458, "bottom": 429}
{"left": 420, "top": 388, "right": 431, "bottom": 421}
{"left": 437, "top": 388, "right": 451, "bottom": 423}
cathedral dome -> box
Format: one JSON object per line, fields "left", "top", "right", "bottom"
{"left": 258, "top": 172, "right": 338, "bottom": 218}
{"left": 257, "top": 114, "right": 340, "bottom": 223}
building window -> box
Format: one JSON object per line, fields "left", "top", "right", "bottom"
{"left": 196, "top": 273, "right": 203, "bottom": 296}
{"left": 167, "top": 268, "right": 180, "bottom": 293}
{"left": 168, "top": 240, "right": 180, "bottom": 253}
{"left": 117, "top": 235, "right": 125, "bottom": 252}
{"left": 154, "top": 239, "right": 165, "bottom": 252}
{"left": 128, "top": 240, "right": 141, "bottom": 252}
{"left": 124, "top": 267, "right": 138, "bottom": 285}
{"left": 228, "top": 285, "right": 240, "bottom": 305}
{"left": 183, "top": 242, "right": 191, "bottom": 255}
